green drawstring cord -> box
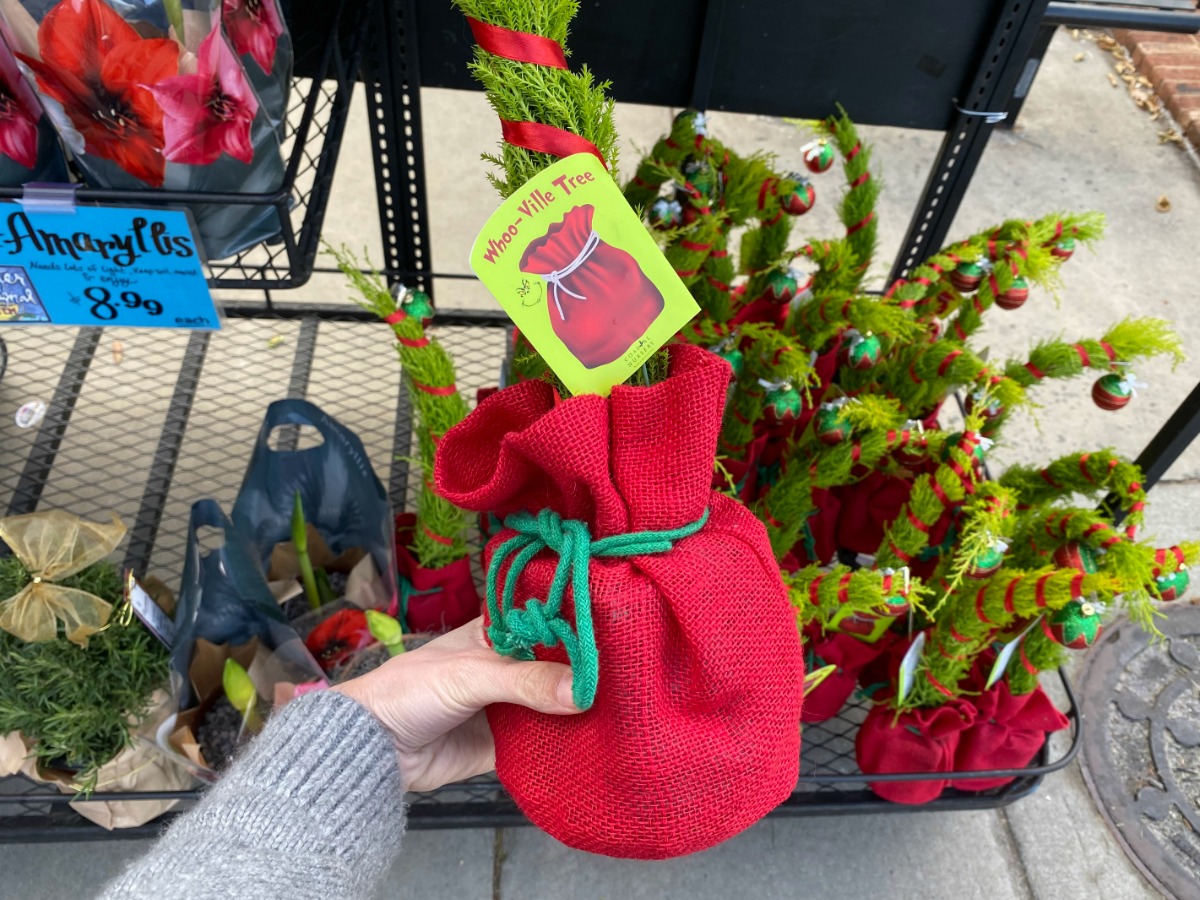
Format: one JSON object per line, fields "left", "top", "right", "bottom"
{"left": 485, "top": 507, "right": 710, "bottom": 710}
{"left": 397, "top": 575, "right": 443, "bottom": 626}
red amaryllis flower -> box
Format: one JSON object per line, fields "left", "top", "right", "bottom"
{"left": 222, "top": 0, "right": 285, "bottom": 74}
{"left": 305, "top": 608, "right": 374, "bottom": 673}
{"left": 18, "top": 0, "right": 179, "bottom": 186}
{"left": 0, "top": 71, "right": 39, "bottom": 169}
{"left": 149, "top": 25, "right": 258, "bottom": 166}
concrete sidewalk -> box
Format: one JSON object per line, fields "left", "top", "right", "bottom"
{"left": 3, "top": 27, "right": 1199, "bottom": 900}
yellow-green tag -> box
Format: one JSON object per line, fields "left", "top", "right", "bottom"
{"left": 470, "top": 154, "right": 699, "bottom": 396}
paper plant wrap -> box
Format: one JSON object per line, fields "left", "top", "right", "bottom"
{"left": 0, "top": 510, "right": 125, "bottom": 645}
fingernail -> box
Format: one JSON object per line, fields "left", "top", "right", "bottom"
{"left": 557, "top": 672, "right": 577, "bottom": 709}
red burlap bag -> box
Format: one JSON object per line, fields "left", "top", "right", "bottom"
{"left": 950, "top": 679, "right": 1068, "bottom": 792}
{"left": 856, "top": 697, "right": 977, "bottom": 804}
{"left": 802, "top": 624, "right": 894, "bottom": 723}
{"left": 393, "top": 514, "right": 480, "bottom": 634}
{"left": 520, "top": 204, "right": 665, "bottom": 369}
{"left": 434, "top": 343, "right": 803, "bottom": 858}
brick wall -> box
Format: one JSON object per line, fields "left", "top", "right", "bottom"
{"left": 1113, "top": 29, "right": 1200, "bottom": 149}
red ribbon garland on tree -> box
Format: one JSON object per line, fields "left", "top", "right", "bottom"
{"left": 466, "top": 17, "right": 607, "bottom": 167}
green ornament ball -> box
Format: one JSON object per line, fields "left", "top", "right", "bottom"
{"left": 1155, "top": 566, "right": 1190, "bottom": 602}
{"left": 842, "top": 332, "right": 882, "bottom": 371}
{"left": 968, "top": 544, "right": 1006, "bottom": 579}
{"left": 995, "top": 275, "right": 1029, "bottom": 310}
{"left": 1051, "top": 237, "right": 1076, "bottom": 260}
{"left": 1093, "top": 373, "right": 1132, "bottom": 411}
{"left": 766, "top": 269, "right": 800, "bottom": 302}
{"left": 803, "top": 141, "right": 835, "bottom": 174}
{"left": 950, "top": 260, "right": 984, "bottom": 293}
{"left": 1052, "top": 542, "right": 1099, "bottom": 574}
{"left": 713, "top": 345, "right": 743, "bottom": 379}
{"left": 814, "top": 406, "right": 851, "bottom": 445}
{"left": 781, "top": 180, "right": 816, "bottom": 215}
{"left": 1048, "top": 600, "right": 1103, "bottom": 649}
{"left": 765, "top": 384, "right": 803, "bottom": 424}
{"left": 403, "top": 289, "right": 434, "bottom": 323}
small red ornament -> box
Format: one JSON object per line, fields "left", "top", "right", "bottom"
{"left": 949, "top": 261, "right": 984, "bottom": 293}
{"left": 802, "top": 141, "right": 835, "bottom": 174}
{"left": 967, "top": 542, "right": 1006, "bottom": 579}
{"left": 814, "top": 405, "right": 851, "bottom": 445}
{"left": 995, "top": 276, "right": 1029, "bottom": 310}
{"left": 1051, "top": 237, "right": 1076, "bottom": 260}
{"left": 1048, "top": 600, "right": 1103, "bottom": 649}
{"left": 781, "top": 180, "right": 816, "bottom": 215}
{"left": 1053, "top": 542, "right": 1099, "bottom": 574}
{"left": 1092, "top": 373, "right": 1132, "bottom": 411}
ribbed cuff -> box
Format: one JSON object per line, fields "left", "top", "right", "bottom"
{"left": 216, "top": 688, "right": 406, "bottom": 854}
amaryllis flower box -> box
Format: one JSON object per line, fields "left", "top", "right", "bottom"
{"left": 0, "top": 0, "right": 292, "bottom": 260}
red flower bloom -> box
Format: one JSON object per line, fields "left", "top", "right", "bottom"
{"left": 305, "top": 608, "right": 374, "bottom": 673}
{"left": 0, "top": 70, "right": 39, "bottom": 169}
{"left": 222, "top": 0, "right": 285, "bottom": 74}
{"left": 149, "top": 24, "right": 258, "bottom": 166}
{"left": 18, "top": 0, "right": 179, "bottom": 187}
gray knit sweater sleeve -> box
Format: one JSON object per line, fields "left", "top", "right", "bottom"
{"left": 100, "top": 690, "right": 406, "bottom": 900}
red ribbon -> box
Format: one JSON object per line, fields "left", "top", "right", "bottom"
{"left": 412, "top": 380, "right": 458, "bottom": 397}
{"left": 422, "top": 523, "right": 454, "bottom": 547}
{"left": 1024, "top": 361, "right": 1046, "bottom": 380}
{"left": 937, "top": 349, "right": 962, "bottom": 377}
{"left": 976, "top": 585, "right": 994, "bottom": 624}
{"left": 849, "top": 172, "right": 870, "bottom": 189}
{"left": 846, "top": 211, "right": 876, "bottom": 236}
{"left": 679, "top": 239, "right": 712, "bottom": 253}
{"left": 384, "top": 310, "right": 407, "bottom": 325}
{"left": 1004, "top": 579, "right": 1019, "bottom": 614}
{"left": 500, "top": 119, "right": 607, "bottom": 167}
{"left": 466, "top": 17, "right": 568, "bottom": 68}
{"left": 1074, "top": 344, "right": 1091, "bottom": 368}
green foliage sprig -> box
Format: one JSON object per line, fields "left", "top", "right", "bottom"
{"left": 451, "top": 0, "right": 618, "bottom": 196}
{"left": 0, "top": 558, "right": 168, "bottom": 789}
{"left": 330, "top": 247, "right": 469, "bottom": 569}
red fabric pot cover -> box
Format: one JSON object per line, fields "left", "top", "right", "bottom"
{"left": 802, "top": 625, "right": 892, "bottom": 723}
{"left": 393, "top": 513, "right": 480, "bottom": 634}
{"left": 856, "top": 698, "right": 977, "bottom": 804}
{"left": 788, "top": 487, "right": 841, "bottom": 567}
{"left": 950, "top": 681, "right": 1068, "bottom": 791}
{"left": 834, "top": 471, "right": 915, "bottom": 557}
{"left": 520, "top": 204, "right": 665, "bottom": 370}
{"left": 434, "top": 343, "right": 804, "bottom": 858}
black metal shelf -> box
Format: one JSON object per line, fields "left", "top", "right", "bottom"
{"left": 0, "top": 652, "right": 1078, "bottom": 840}
{"left": 0, "top": 0, "right": 368, "bottom": 292}
{"left": 0, "top": 308, "right": 1081, "bottom": 839}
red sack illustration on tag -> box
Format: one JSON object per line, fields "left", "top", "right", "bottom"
{"left": 856, "top": 697, "right": 977, "bottom": 804}
{"left": 393, "top": 514, "right": 480, "bottom": 634}
{"left": 520, "top": 204, "right": 665, "bottom": 369}
{"left": 950, "top": 675, "right": 1068, "bottom": 792}
{"left": 434, "top": 343, "right": 803, "bottom": 859}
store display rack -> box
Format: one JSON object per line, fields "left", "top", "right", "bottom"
{"left": 0, "top": 301, "right": 1080, "bottom": 841}
{"left": 0, "top": 0, "right": 1188, "bottom": 841}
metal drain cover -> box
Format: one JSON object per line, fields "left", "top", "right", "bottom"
{"left": 1079, "top": 606, "right": 1200, "bottom": 899}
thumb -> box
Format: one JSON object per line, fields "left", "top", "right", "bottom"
{"left": 485, "top": 657, "right": 582, "bottom": 715}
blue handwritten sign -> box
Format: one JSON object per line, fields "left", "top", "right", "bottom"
{"left": 0, "top": 202, "right": 219, "bottom": 330}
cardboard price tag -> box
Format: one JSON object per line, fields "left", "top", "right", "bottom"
{"left": 470, "top": 154, "right": 699, "bottom": 396}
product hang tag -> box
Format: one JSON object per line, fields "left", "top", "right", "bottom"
{"left": 125, "top": 570, "right": 175, "bottom": 649}
{"left": 986, "top": 617, "right": 1041, "bottom": 690}
{"left": 896, "top": 630, "right": 927, "bottom": 704}
{"left": 469, "top": 154, "right": 699, "bottom": 397}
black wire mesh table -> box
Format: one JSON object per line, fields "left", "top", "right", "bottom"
{"left": 0, "top": 308, "right": 1079, "bottom": 840}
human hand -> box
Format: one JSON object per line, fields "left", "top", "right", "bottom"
{"left": 333, "top": 617, "right": 581, "bottom": 792}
